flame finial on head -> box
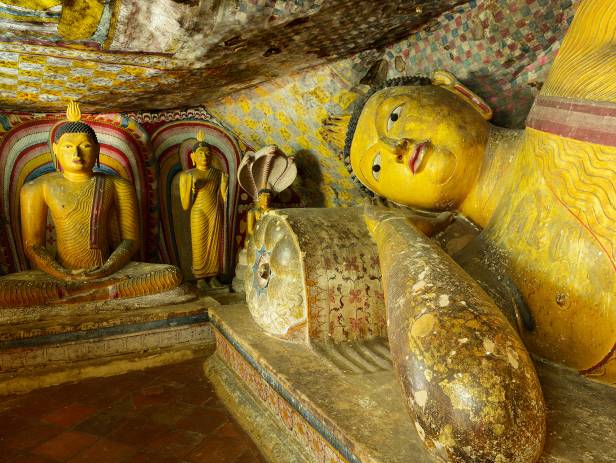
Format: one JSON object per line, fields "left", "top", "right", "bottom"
{"left": 196, "top": 130, "right": 206, "bottom": 143}
{"left": 66, "top": 100, "right": 81, "bottom": 122}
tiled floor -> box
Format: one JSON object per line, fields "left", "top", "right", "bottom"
{"left": 0, "top": 355, "right": 265, "bottom": 463}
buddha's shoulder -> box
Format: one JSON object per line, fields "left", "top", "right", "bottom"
{"left": 21, "top": 172, "right": 63, "bottom": 193}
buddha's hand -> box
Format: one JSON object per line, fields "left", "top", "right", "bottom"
{"left": 63, "top": 267, "right": 103, "bottom": 281}
{"left": 81, "top": 264, "right": 116, "bottom": 280}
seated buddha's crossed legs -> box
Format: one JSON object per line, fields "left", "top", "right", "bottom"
{"left": 0, "top": 262, "right": 183, "bottom": 307}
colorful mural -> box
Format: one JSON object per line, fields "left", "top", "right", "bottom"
{"left": 0, "top": 1, "right": 119, "bottom": 47}
{"left": 0, "top": 107, "right": 246, "bottom": 279}
{"left": 208, "top": 64, "right": 367, "bottom": 208}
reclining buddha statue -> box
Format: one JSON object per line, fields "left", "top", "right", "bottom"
{"left": 338, "top": 0, "right": 613, "bottom": 460}
{"left": 0, "top": 101, "right": 183, "bottom": 307}
{"left": 243, "top": 1, "right": 613, "bottom": 461}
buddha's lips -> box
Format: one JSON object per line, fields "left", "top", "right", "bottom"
{"left": 410, "top": 142, "right": 428, "bottom": 174}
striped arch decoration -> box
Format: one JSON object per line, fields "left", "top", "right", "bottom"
{"left": 152, "top": 120, "right": 244, "bottom": 279}
{"left": 0, "top": 112, "right": 154, "bottom": 274}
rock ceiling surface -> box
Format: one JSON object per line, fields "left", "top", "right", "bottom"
{"left": 0, "top": 0, "right": 464, "bottom": 112}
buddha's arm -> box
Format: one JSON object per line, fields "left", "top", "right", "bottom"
{"left": 363, "top": 205, "right": 545, "bottom": 461}
{"left": 84, "top": 178, "right": 139, "bottom": 279}
{"left": 20, "top": 181, "right": 72, "bottom": 279}
{"left": 179, "top": 172, "right": 194, "bottom": 211}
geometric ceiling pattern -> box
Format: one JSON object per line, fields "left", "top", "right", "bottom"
{"left": 0, "top": 0, "right": 465, "bottom": 112}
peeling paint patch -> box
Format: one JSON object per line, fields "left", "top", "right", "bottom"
{"left": 411, "top": 313, "right": 436, "bottom": 339}
{"left": 483, "top": 337, "right": 496, "bottom": 355}
{"left": 507, "top": 348, "right": 519, "bottom": 369}
{"left": 412, "top": 280, "right": 427, "bottom": 294}
{"left": 415, "top": 390, "right": 428, "bottom": 407}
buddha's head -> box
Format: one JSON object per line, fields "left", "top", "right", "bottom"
{"left": 345, "top": 71, "right": 492, "bottom": 210}
{"left": 191, "top": 131, "right": 211, "bottom": 171}
{"left": 52, "top": 101, "right": 100, "bottom": 175}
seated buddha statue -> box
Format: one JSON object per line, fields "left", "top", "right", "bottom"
{"left": 179, "top": 131, "right": 228, "bottom": 290}
{"left": 0, "top": 101, "right": 182, "bottom": 307}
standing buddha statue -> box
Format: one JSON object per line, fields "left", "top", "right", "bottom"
{"left": 0, "top": 101, "right": 183, "bottom": 307}
{"left": 179, "top": 131, "right": 228, "bottom": 290}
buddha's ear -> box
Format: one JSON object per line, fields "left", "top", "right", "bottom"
{"left": 431, "top": 70, "right": 493, "bottom": 120}
{"left": 51, "top": 142, "right": 60, "bottom": 170}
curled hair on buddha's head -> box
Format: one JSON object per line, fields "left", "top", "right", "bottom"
{"left": 53, "top": 121, "right": 98, "bottom": 144}
{"left": 52, "top": 100, "right": 100, "bottom": 170}
{"left": 54, "top": 100, "right": 99, "bottom": 144}
{"left": 342, "top": 75, "right": 431, "bottom": 193}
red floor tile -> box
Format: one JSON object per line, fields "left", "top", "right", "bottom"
{"left": 66, "top": 437, "right": 137, "bottom": 463}
{"left": 130, "top": 384, "right": 177, "bottom": 410}
{"left": 41, "top": 404, "right": 98, "bottom": 428}
{"left": 74, "top": 411, "right": 127, "bottom": 437}
{"left": 32, "top": 431, "right": 98, "bottom": 461}
{"left": 1, "top": 422, "right": 64, "bottom": 453}
{"left": 107, "top": 417, "right": 167, "bottom": 447}
{"left": 145, "top": 428, "right": 204, "bottom": 457}
{"left": 9, "top": 395, "right": 64, "bottom": 421}
{"left": 0, "top": 357, "right": 264, "bottom": 463}
{"left": 171, "top": 383, "right": 217, "bottom": 407}
{"left": 8, "top": 453, "right": 57, "bottom": 463}
{"left": 141, "top": 402, "right": 194, "bottom": 427}
{"left": 175, "top": 407, "right": 229, "bottom": 435}
{"left": 0, "top": 412, "right": 31, "bottom": 435}
{"left": 187, "top": 422, "right": 250, "bottom": 463}
{"left": 123, "top": 452, "right": 178, "bottom": 463}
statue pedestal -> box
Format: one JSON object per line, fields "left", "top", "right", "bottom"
{"left": 206, "top": 305, "right": 616, "bottom": 463}
{"left": 0, "top": 285, "right": 219, "bottom": 394}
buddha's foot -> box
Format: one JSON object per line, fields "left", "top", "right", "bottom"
{"left": 208, "top": 277, "right": 224, "bottom": 288}
{"left": 0, "top": 262, "right": 183, "bottom": 307}
{"left": 196, "top": 279, "right": 210, "bottom": 290}
{"left": 366, "top": 206, "right": 545, "bottom": 463}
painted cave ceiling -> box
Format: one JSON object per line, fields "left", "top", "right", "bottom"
{"left": 0, "top": 0, "right": 465, "bottom": 112}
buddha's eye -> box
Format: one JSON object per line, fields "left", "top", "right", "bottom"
{"left": 371, "top": 153, "right": 381, "bottom": 181}
{"left": 387, "top": 105, "right": 403, "bottom": 132}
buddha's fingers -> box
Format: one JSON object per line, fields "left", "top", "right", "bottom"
{"left": 366, "top": 206, "right": 546, "bottom": 463}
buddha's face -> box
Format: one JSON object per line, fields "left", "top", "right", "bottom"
{"left": 191, "top": 147, "right": 210, "bottom": 170}
{"left": 53, "top": 132, "right": 99, "bottom": 175}
{"left": 350, "top": 85, "right": 489, "bottom": 210}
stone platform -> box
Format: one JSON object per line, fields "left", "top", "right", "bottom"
{"left": 0, "top": 286, "right": 221, "bottom": 394}
{"left": 206, "top": 304, "right": 616, "bottom": 463}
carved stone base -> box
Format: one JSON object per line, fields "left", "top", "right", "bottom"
{"left": 0, "top": 287, "right": 218, "bottom": 394}
{"left": 207, "top": 305, "right": 616, "bottom": 463}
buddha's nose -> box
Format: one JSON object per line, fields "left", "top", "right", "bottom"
{"left": 395, "top": 138, "right": 411, "bottom": 153}
{"left": 382, "top": 137, "right": 412, "bottom": 162}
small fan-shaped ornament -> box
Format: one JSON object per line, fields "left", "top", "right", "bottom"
{"left": 237, "top": 145, "right": 297, "bottom": 200}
